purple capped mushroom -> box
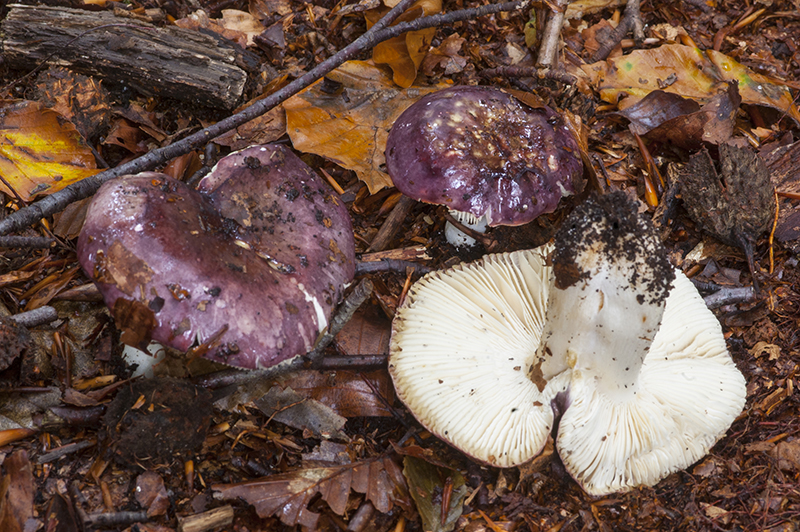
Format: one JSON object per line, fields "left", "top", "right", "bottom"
{"left": 78, "top": 144, "right": 355, "bottom": 369}
{"left": 385, "top": 85, "right": 583, "bottom": 246}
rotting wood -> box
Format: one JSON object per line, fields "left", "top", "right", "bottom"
{"left": 1, "top": 4, "right": 248, "bottom": 109}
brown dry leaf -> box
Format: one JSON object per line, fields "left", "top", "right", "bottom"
{"left": 219, "top": 9, "right": 265, "bottom": 47}
{"left": 0, "top": 100, "right": 99, "bottom": 201}
{"left": 582, "top": 44, "right": 800, "bottom": 124}
{"left": 284, "top": 60, "right": 449, "bottom": 193}
{"left": 212, "top": 455, "right": 412, "bottom": 529}
{"left": 750, "top": 341, "right": 781, "bottom": 361}
{"left": 174, "top": 10, "right": 255, "bottom": 49}
{"left": 275, "top": 369, "right": 394, "bottom": 417}
{"left": 135, "top": 471, "right": 170, "bottom": 517}
{"left": 0, "top": 450, "right": 34, "bottom": 532}
{"left": 213, "top": 76, "right": 289, "bottom": 150}
{"left": 103, "top": 118, "right": 149, "bottom": 155}
{"left": 335, "top": 305, "right": 391, "bottom": 356}
{"left": 365, "top": 0, "right": 442, "bottom": 88}
{"left": 770, "top": 440, "right": 800, "bottom": 472}
{"left": 421, "top": 33, "right": 467, "bottom": 77}
{"left": 616, "top": 82, "right": 740, "bottom": 150}
{"left": 34, "top": 67, "right": 112, "bottom": 142}
{"left": 24, "top": 266, "right": 80, "bottom": 311}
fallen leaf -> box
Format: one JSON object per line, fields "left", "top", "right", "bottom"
{"left": 284, "top": 60, "right": 449, "bottom": 193}
{"left": 365, "top": 0, "right": 442, "bottom": 88}
{"left": 276, "top": 369, "right": 395, "bottom": 417}
{"left": 0, "top": 100, "right": 99, "bottom": 201}
{"left": 421, "top": 33, "right": 467, "bottom": 76}
{"left": 0, "top": 450, "right": 34, "bottom": 532}
{"left": 616, "top": 82, "right": 740, "bottom": 150}
{"left": 582, "top": 44, "right": 800, "bottom": 124}
{"left": 135, "top": 471, "right": 170, "bottom": 517}
{"left": 213, "top": 455, "right": 412, "bottom": 529}
{"left": 403, "top": 455, "right": 467, "bottom": 532}
{"left": 254, "top": 386, "right": 348, "bottom": 439}
{"left": 750, "top": 341, "right": 781, "bottom": 361}
{"left": 770, "top": 440, "right": 800, "bottom": 472}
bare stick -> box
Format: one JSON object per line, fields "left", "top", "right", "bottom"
{"left": 0, "top": 0, "right": 528, "bottom": 236}
{"left": 591, "top": 0, "right": 645, "bottom": 62}
{"left": 703, "top": 287, "right": 755, "bottom": 309}
{"left": 537, "top": 0, "right": 571, "bottom": 67}
{"left": 9, "top": 306, "right": 58, "bottom": 328}
{"left": 368, "top": 195, "right": 416, "bottom": 252}
{"left": 0, "top": 236, "right": 56, "bottom": 248}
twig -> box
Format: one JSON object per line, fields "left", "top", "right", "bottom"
{"left": 0, "top": 0, "right": 528, "bottom": 236}
{"left": 0, "top": 236, "right": 56, "bottom": 249}
{"left": 9, "top": 305, "right": 58, "bottom": 328}
{"left": 590, "top": 0, "right": 645, "bottom": 62}
{"left": 703, "top": 287, "right": 756, "bottom": 309}
{"left": 37, "top": 440, "right": 95, "bottom": 464}
{"left": 480, "top": 65, "right": 577, "bottom": 85}
{"left": 537, "top": 0, "right": 572, "bottom": 67}
{"left": 305, "top": 277, "right": 374, "bottom": 364}
{"left": 369, "top": 195, "right": 417, "bottom": 252}
{"left": 84, "top": 510, "right": 149, "bottom": 528}
{"left": 356, "top": 259, "right": 431, "bottom": 275}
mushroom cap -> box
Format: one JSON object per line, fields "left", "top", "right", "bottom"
{"left": 385, "top": 85, "right": 582, "bottom": 226}
{"left": 77, "top": 145, "right": 355, "bottom": 369}
{"left": 389, "top": 245, "right": 571, "bottom": 467}
{"left": 556, "top": 270, "right": 746, "bottom": 496}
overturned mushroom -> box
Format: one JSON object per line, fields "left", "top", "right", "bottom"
{"left": 385, "top": 86, "right": 582, "bottom": 247}
{"left": 389, "top": 192, "right": 745, "bottom": 495}
{"left": 78, "top": 145, "right": 355, "bottom": 369}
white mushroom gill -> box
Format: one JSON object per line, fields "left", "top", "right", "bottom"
{"left": 389, "top": 245, "right": 571, "bottom": 467}
{"left": 546, "top": 193, "right": 746, "bottom": 496}
{"left": 557, "top": 271, "right": 746, "bottom": 495}
{"left": 390, "top": 192, "right": 745, "bottom": 496}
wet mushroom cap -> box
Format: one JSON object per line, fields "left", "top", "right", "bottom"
{"left": 77, "top": 145, "right": 355, "bottom": 369}
{"left": 389, "top": 246, "right": 571, "bottom": 467}
{"left": 385, "top": 85, "right": 582, "bottom": 226}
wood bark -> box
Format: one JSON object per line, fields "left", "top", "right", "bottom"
{"left": 1, "top": 5, "right": 248, "bottom": 109}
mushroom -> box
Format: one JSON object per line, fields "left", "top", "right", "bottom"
{"left": 78, "top": 144, "right": 355, "bottom": 369}
{"left": 389, "top": 244, "right": 571, "bottom": 466}
{"left": 385, "top": 85, "right": 582, "bottom": 247}
{"left": 389, "top": 192, "right": 746, "bottom": 495}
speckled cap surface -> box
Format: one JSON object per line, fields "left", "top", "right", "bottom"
{"left": 385, "top": 86, "right": 582, "bottom": 226}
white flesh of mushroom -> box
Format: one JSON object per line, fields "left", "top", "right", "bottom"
{"left": 389, "top": 246, "right": 571, "bottom": 467}
{"left": 556, "top": 270, "right": 746, "bottom": 495}
{"left": 444, "top": 209, "right": 489, "bottom": 248}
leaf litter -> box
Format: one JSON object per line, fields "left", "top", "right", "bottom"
{"left": 0, "top": 0, "right": 798, "bottom": 531}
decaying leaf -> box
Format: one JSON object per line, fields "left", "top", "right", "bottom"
{"left": 0, "top": 100, "right": 99, "bottom": 201}
{"left": 213, "top": 455, "right": 412, "bottom": 529}
{"left": 284, "top": 61, "right": 449, "bottom": 193}
{"left": 174, "top": 9, "right": 265, "bottom": 48}
{"left": 616, "top": 81, "right": 741, "bottom": 150}
{"left": 365, "top": 0, "right": 442, "bottom": 88}
{"left": 582, "top": 44, "right": 800, "bottom": 124}
{"left": 254, "top": 386, "right": 348, "bottom": 440}
{"left": 0, "top": 450, "right": 34, "bottom": 532}
{"left": 403, "top": 455, "right": 467, "bottom": 532}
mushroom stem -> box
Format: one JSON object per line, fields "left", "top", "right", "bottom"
{"left": 443, "top": 209, "right": 490, "bottom": 248}
{"left": 535, "top": 193, "right": 674, "bottom": 398}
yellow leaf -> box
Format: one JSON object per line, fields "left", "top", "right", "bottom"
{"left": 365, "top": 0, "right": 442, "bottom": 88}
{"left": 284, "top": 61, "right": 450, "bottom": 193}
{"left": 0, "top": 100, "right": 99, "bottom": 202}
{"left": 582, "top": 44, "right": 800, "bottom": 125}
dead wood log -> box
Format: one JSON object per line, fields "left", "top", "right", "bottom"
{"left": 1, "top": 4, "right": 248, "bottom": 109}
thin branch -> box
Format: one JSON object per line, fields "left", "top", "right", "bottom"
{"left": 537, "top": 0, "right": 571, "bottom": 68}
{"left": 0, "top": 236, "right": 56, "bottom": 248}
{"left": 0, "top": 0, "right": 528, "bottom": 236}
